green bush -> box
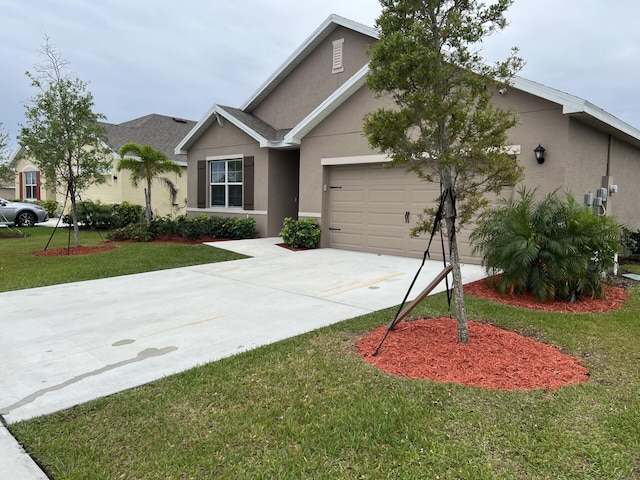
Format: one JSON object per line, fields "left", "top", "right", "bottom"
{"left": 106, "top": 223, "right": 155, "bottom": 242}
{"left": 36, "top": 199, "right": 59, "bottom": 217}
{"left": 111, "top": 202, "right": 144, "bottom": 228}
{"left": 148, "top": 215, "right": 258, "bottom": 242}
{"left": 279, "top": 217, "right": 321, "bottom": 249}
{"left": 62, "top": 200, "right": 113, "bottom": 229}
{"left": 621, "top": 226, "right": 640, "bottom": 257}
{"left": 470, "top": 188, "right": 622, "bottom": 302}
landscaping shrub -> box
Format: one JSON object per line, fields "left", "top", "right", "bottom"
{"left": 279, "top": 217, "right": 321, "bottom": 249}
{"left": 62, "top": 200, "right": 113, "bottom": 229}
{"left": 470, "top": 188, "right": 622, "bottom": 302}
{"left": 621, "top": 226, "right": 640, "bottom": 258}
{"left": 35, "top": 199, "right": 59, "bottom": 218}
{"left": 106, "top": 223, "right": 155, "bottom": 242}
{"left": 111, "top": 202, "right": 144, "bottom": 228}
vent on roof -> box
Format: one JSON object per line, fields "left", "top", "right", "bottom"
{"left": 332, "top": 38, "right": 344, "bottom": 74}
{"left": 172, "top": 117, "right": 188, "bottom": 123}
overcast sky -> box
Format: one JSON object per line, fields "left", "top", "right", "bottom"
{"left": 2, "top": 0, "right": 639, "bottom": 153}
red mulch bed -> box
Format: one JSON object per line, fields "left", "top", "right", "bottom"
{"left": 32, "top": 245, "right": 117, "bottom": 256}
{"left": 357, "top": 318, "right": 590, "bottom": 391}
{"left": 357, "top": 278, "right": 629, "bottom": 391}
{"left": 464, "top": 277, "right": 627, "bottom": 313}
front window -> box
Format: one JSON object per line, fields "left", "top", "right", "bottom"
{"left": 24, "top": 171, "right": 37, "bottom": 200}
{"left": 210, "top": 159, "right": 243, "bottom": 207}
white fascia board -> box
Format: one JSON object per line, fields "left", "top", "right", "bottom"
{"left": 175, "top": 104, "right": 271, "bottom": 154}
{"left": 175, "top": 103, "right": 220, "bottom": 155}
{"left": 241, "top": 15, "right": 377, "bottom": 112}
{"left": 284, "top": 64, "right": 370, "bottom": 145}
{"left": 214, "top": 107, "right": 271, "bottom": 147}
{"left": 512, "top": 76, "right": 640, "bottom": 142}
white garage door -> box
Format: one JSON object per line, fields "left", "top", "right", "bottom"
{"left": 327, "top": 164, "right": 479, "bottom": 264}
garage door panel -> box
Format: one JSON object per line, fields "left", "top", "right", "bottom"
{"left": 327, "top": 164, "right": 480, "bottom": 264}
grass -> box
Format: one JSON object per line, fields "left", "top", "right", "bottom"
{"left": 0, "top": 226, "right": 245, "bottom": 292}
{"left": 8, "top": 276, "right": 640, "bottom": 478}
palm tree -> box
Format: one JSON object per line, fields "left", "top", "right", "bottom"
{"left": 117, "top": 142, "right": 182, "bottom": 227}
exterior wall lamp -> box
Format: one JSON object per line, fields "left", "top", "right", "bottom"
{"left": 534, "top": 144, "right": 546, "bottom": 164}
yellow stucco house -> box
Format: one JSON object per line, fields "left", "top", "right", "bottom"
{"left": 12, "top": 114, "right": 196, "bottom": 218}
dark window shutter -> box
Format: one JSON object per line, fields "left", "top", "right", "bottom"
{"left": 243, "top": 156, "right": 254, "bottom": 211}
{"left": 36, "top": 171, "right": 41, "bottom": 200}
{"left": 19, "top": 172, "right": 24, "bottom": 200}
{"left": 197, "top": 160, "right": 206, "bottom": 208}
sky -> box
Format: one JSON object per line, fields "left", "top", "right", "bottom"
{"left": 2, "top": 0, "right": 640, "bottom": 153}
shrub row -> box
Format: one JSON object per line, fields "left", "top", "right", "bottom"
{"left": 62, "top": 200, "right": 143, "bottom": 229}
{"left": 107, "top": 214, "right": 258, "bottom": 242}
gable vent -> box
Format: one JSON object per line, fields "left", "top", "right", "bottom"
{"left": 332, "top": 38, "right": 344, "bottom": 74}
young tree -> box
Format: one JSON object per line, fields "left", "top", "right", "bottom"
{"left": 117, "top": 142, "right": 182, "bottom": 227}
{"left": 18, "top": 37, "right": 111, "bottom": 246}
{"left": 364, "top": 0, "right": 524, "bottom": 343}
{"left": 0, "top": 123, "right": 12, "bottom": 185}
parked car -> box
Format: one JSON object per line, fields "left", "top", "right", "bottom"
{"left": 0, "top": 197, "right": 49, "bottom": 227}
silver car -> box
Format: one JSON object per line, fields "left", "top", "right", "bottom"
{"left": 0, "top": 197, "right": 49, "bottom": 227}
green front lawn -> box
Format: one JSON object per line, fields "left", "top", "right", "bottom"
{"left": 10, "top": 285, "right": 640, "bottom": 479}
{"left": 0, "top": 226, "right": 245, "bottom": 292}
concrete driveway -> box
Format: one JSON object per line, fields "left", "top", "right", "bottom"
{"left": 0, "top": 238, "right": 484, "bottom": 478}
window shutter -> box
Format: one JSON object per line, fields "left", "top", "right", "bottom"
{"left": 19, "top": 172, "right": 24, "bottom": 200}
{"left": 197, "top": 160, "right": 206, "bottom": 208}
{"left": 243, "top": 156, "right": 254, "bottom": 211}
{"left": 36, "top": 171, "right": 41, "bottom": 200}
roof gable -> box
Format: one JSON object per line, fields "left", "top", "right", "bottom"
{"left": 241, "top": 15, "right": 377, "bottom": 113}
{"left": 177, "top": 14, "right": 640, "bottom": 154}
{"left": 102, "top": 114, "right": 196, "bottom": 163}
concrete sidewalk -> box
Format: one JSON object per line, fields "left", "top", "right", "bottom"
{"left": 0, "top": 238, "right": 485, "bottom": 478}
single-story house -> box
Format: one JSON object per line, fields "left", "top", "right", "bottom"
{"left": 12, "top": 114, "right": 196, "bottom": 218}
{"left": 177, "top": 14, "right": 640, "bottom": 263}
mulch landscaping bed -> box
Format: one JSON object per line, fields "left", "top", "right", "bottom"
{"left": 32, "top": 245, "right": 117, "bottom": 256}
{"left": 357, "top": 277, "right": 633, "bottom": 392}
{"left": 357, "top": 318, "right": 590, "bottom": 391}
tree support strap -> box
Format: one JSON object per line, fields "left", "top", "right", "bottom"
{"left": 372, "top": 187, "right": 455, "bottom": 356}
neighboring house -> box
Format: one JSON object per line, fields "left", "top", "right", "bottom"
{"left": 177, "top": 14, "right": 640, "bottom": 263}
{"left": 12, "top": 114, "right": 196, "bottom": 218}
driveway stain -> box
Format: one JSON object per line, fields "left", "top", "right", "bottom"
{"left": 0, "top": 346, "right": 177, "bottom": 416}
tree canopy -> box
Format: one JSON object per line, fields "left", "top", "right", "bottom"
{"left": 364, "top": 0, "right": 524, "bottom": 342}
{"left": 18, "top": 37, "right": 111, "bottom": 246}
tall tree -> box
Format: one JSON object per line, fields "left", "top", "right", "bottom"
{"left": 18, "top": 37, "right": 111, "bottom": 246}
{"left": 117, "top": 142, "right": 182, "bottom": 227}
{"left": 364, "top": 0, "right": 524, "bottom": 343}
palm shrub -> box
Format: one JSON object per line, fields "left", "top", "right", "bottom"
{"left": 470, "top": 188, "right": 622, "bottom": 302}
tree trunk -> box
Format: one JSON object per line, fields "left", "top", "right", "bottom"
{"left": 144, "top": 183, "right": 152, "bottom": 227}
{"left": 442, "top": 173, "right": 469, "bottom": 343}
{"left": 69, "top": 195, "right": 81, "bottom": 247}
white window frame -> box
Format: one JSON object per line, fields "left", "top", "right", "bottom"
{"left": 209, "top": 157, "right": 243, "bottom": 208}
{"left": 24, "top": 171, "right": 38, "bottom": 200}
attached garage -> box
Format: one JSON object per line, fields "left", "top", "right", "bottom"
{"left": 325, "top": 162, "right": 480, "bottom": 264}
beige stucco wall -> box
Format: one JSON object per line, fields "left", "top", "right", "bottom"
{"left": 602, "top": 136, "right": 640, "bottom": 229}
{"left": 251, "top": 26, "right": 374, "bottom": 129}
{"left": 186, "top": 119, "right": 269, "bottom": 235}
{"left": 13, "top": 155, "right": 187, "bottom": 218}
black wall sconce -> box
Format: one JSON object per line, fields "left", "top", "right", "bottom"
{"left": 112, "top": 174, "right": 118, "bottom": 182}
{"left": 534, "top": 144, "right": 546, "bottom": 164}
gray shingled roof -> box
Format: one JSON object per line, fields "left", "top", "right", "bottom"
{"left": 101, "top": 114, "right": 196, "bottom": 163}
{"left": 217, "top": 106, "right": 291, "bottom": 142}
